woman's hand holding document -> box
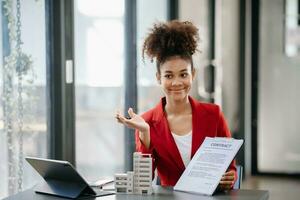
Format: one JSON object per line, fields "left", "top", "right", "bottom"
{"left": 174, "top": 137, "right": 244, "bottom": 196}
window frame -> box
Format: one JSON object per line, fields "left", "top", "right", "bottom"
{"left": 45, "top": 0, "right": 76, "bottom": 165}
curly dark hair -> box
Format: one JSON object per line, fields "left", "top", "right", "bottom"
{"left": 142, "top": 20, "right": 199, "bottom": 72}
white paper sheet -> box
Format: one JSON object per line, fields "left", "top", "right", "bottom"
{"left": 174, "top": 137, "right": 243, "bottom": 196}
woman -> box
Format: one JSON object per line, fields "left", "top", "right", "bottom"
{"left": 116, "top": 20, "right": 236, "bottom": 191}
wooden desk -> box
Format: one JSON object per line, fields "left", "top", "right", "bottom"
{"left": 2, "top": 186, "right": 269, "bottom": 200}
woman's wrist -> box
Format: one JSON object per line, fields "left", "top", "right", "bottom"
{"left": 140, "top": 124, "right": 150, "bottom": 135}
{"left": 139, "top": 126, "right": 150, "bottom": 149}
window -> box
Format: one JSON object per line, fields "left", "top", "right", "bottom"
{"left": 0, "top": 0, "right": 47, "bottom": 198}
{"left": 137, "top": 0, "right": 168, "bottom": 113}
{"left": 74, "top": 0, "right": 125, "bottom": 181}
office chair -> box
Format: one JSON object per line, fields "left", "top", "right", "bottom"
{"left": 233, "top": 165, "right": 243, "bottom": 189}
{"left": 155, "top": 173, "right": 161, "bottom": 185}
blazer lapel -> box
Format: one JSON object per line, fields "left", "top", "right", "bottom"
{"left": 190, "top": 96, "right": 209, "bottom": 158}
{"left": 152, "top": 98, "right": 186, "bottom": 172}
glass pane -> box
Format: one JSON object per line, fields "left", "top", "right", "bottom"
{"left": 74, "top": 0, "right": 125, "bottom": 182}
{"left": 284, "top": 0, "right": 300, "bottom": 57}
{"left": 258, "top": 0, "right": 300, "bottom": 173}
{"left": 0, "top": 0, "right": 47, "bottom": 198}
{"left": 137, "top": 0, "right": 167, "bottom": 113}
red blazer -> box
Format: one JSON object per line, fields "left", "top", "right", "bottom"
{"left": 135, "top": 96, "right": 237, "bottom": 186}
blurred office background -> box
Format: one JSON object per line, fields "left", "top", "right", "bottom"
{"left": 0, "top": 0, "right": 299, "bottom": 199}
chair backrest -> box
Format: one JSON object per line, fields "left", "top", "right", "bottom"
{"left": 155, "top": 174, "right": 161, "bottom": 185}
{"left": 233, "top": 165, "right": 243, "bottom": 189}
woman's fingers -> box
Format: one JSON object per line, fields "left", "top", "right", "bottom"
{"left": 115, "top": 111, "right": 128, "bottom": 124}
{"left": 219, "top": 180, "right": 233, "bottom": 191}
{"left": 115, "top": 108, "right": 135, "bottom": 121}
{"left": 219, "top": 180, "right": 234, "bottom": 185}
{"left": 221, "top": 170, "right": 235, "bottom": 181}
{"left": 218, "top": 170, "right": 235, "bottom": 191}
{"left": 224, "top": 171, "right": 235, "bottom": 176}
{"left": 221, "top": 175, "right": 234, "bottom": 181}
{"left": 117, "top": 117, "right": 134, "bottom": 128}
{"left": 128, "top": 107, "right": 136, "bottom": 118}
{"left": 115, "top": 110, "right": 137, "bottom": 129}
{"left": 219, "top": 184, "right": 231, "bottom": 191}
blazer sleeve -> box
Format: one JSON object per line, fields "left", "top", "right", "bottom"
{"left": 216, "top": 106, "right": 237, "bottom": 188}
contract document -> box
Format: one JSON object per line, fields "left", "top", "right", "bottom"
{"left": 174, "top": 137, "right": 243, "bottom": 196}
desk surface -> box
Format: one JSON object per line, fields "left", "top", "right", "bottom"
{"left": 3, "top": 186, "right": 269, "bottom": 200}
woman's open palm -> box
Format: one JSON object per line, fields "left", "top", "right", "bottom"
{"left": 115, "top": 108, "right": 149, "bottom": 133}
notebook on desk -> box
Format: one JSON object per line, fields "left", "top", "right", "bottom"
{"left": 25, "top": 157, "right": 115, "bottom": 199}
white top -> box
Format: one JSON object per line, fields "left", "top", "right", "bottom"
{"left": 171, "top": 131, "right": 192, "bottom": 167}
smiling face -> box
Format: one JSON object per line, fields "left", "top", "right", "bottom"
{"left": 156, "top": 56, "right": 195, "bottom": 102}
